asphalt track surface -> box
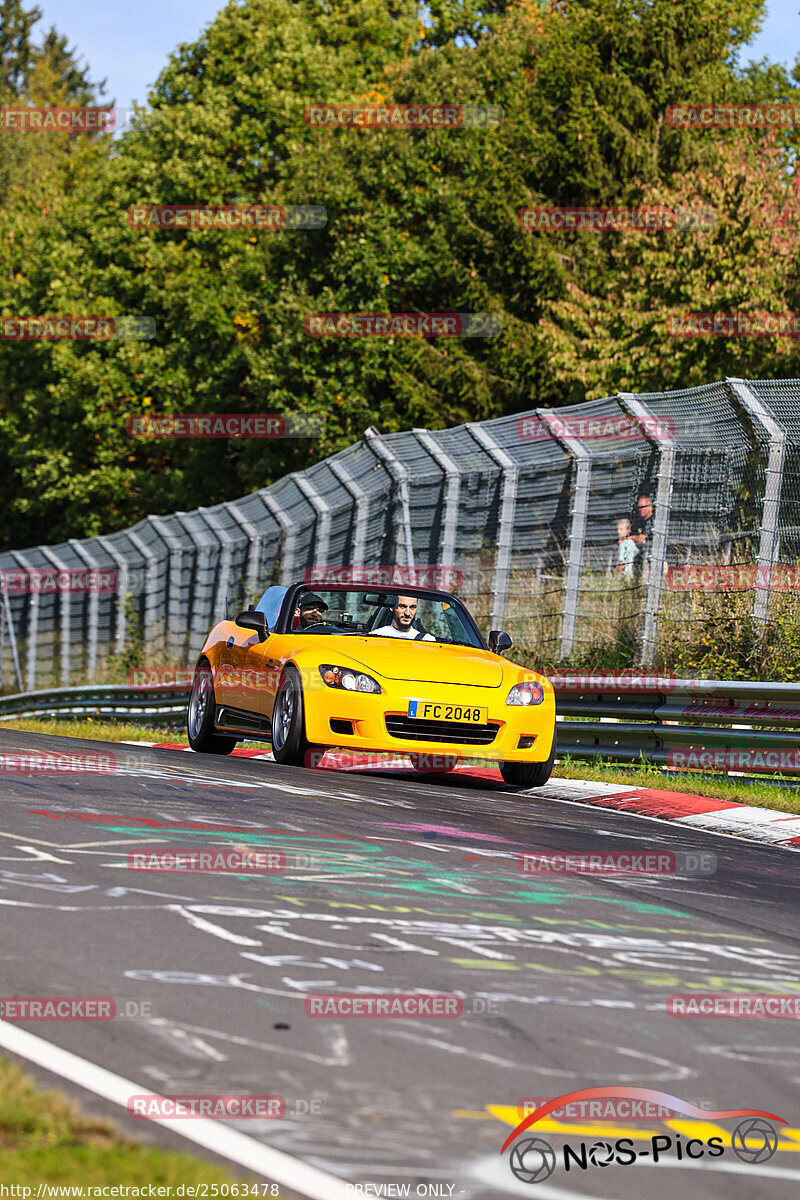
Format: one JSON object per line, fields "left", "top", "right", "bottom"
{"left": 2, "top": 727, "right": 800, "bottom": 1199}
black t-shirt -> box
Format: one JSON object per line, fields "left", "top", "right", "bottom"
{"left": 631, "top": 510, "right": 654, "bottom": 541}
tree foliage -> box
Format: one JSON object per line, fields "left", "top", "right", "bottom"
{"left": 0, "top": 0, "right": 798, "bottom": 546}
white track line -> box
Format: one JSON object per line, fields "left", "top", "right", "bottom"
{"left": 0, "top": 1021, "right": 353, "bottom": 1200}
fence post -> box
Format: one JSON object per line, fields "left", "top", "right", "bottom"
{"left": 617, "top": 394, "right": 675, "bottom": 666}
{"left": 224, "top": 501, "right": 263, "bottom": 603}
{"left": 10, "top": 551, "right": 37, "bottom": 690}
{"left": 127, "top": 531, "right": 159, "bottom": 652}
{"left": 68, "top": 539, "right": 101, "bottom": 681}
{"left": 96, "top": 536, "right": 129, "bottom": 660}
{"left": 466, "top": 422, "right": 518, "bottom": 632}
{"left": 39, "top": 546, "right": 72, "bottom": 687}
{"left": 535, "top": 411, "right": 591, "bottom": 659}
{"left": 1, "top": 586, "right": 22, "bottom": 692}
{"left": 292, "top": 473, "right": 332, "bottom": 571}
{"left": 261, "top": 491, "right": 296, "bottom": 584}
{"left": 413, "top": 429, "right": 462, "bottom": 573}
{"left": 728, "top": 379, "right": 787, "bottom": 628}
{"left": 363, "top": 427, "right": 415, "bottom": 567}
{"left": 146, "top": 516, "right": 186, "bottom": 645}
{"left": 328, "top": 458, "right": 369, "bottom": 566}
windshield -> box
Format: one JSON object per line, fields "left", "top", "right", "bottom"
{"left": 255, "top": 584, "right": 287, "bottom": 630}
{"left": 286, "top": 588, "right": 482, "bottom": 647}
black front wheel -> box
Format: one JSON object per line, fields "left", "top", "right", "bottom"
{"left": 501, "top": 730, "right": 556, "bottom": 788}
{"left": 271, "top": 665, "right": 317, "bottom": 766}
{"left": 187, "top": 661, "right": 238, "bottom": 755}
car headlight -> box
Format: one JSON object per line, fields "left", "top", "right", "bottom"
{"left": 319, "top": 665, "right": 382, "bottom": 694}
{"left": 506, "top": 681, "right": 545, "bottom": 706}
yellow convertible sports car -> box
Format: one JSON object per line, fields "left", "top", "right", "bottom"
{"left": 186, "top": 582, "right": 556, "bottom": 787}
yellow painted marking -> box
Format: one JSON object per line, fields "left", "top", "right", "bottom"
{"left": 485, "top": 1106, "right": 800, "bottom": 1151}
{"left": 664, "top": 1119, "right": 734, "bottom": 1142}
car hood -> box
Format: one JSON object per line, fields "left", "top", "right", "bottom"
{"left": 304, "top": 636, "right": 505, "bottom": 687}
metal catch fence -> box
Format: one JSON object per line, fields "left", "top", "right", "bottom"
{"left": 1, "top": 375, "right": 799, "bottom": 689}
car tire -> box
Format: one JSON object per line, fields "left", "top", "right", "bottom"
{"left": 501, "top": 731, "right": 556, "bottom": 789}
{"left": 187, "top": 660, "right": 238, "bottom": 755}
{"left": 271, "top": 665, "right": 316, "bottom": 767}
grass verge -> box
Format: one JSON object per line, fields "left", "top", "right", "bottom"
{"left": 0, "top": 1055, "right": 236, "bottom": 1185}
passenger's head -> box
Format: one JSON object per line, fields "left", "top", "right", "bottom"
{"left": 392, "top": 594, "right": 419, "bottom": 631}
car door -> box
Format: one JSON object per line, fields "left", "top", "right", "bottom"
{"left": 216, "top": 627, "right": 264, "bottom": 716}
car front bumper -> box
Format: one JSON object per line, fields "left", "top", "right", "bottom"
{"left": 304, "top": 680, "right": 556, "bottom": 763}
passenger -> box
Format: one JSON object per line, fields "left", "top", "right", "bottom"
{"left": 371, "top": 594, "right": 435, "bottom": 640}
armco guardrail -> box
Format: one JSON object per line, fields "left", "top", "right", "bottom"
{"left": 553, "top": 675, "right": 800, "bottom": 776}
{"left": 1, "top": 675, "right": 798, "bottom": 779}
{"left": 0, "top": 683, "right": 191, "bottom": 727}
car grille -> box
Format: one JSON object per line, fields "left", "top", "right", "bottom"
{"left": 385, "top": 715, "right": 498, "bottom": 746}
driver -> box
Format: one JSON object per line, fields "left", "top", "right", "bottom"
{"left": 371, "top": 594, "right": 435, "bottom": 640}
{"left": 296, "top": 593, "right": 329, "bottom": 629}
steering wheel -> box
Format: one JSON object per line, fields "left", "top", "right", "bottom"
{"left": 300, "top": 621, "right": 343, "bottom": 633}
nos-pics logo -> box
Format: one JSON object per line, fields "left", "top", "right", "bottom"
{"left": 501, "top": 1087, "right": 784, "bottom": 1182}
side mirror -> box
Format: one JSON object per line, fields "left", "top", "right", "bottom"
{"left": 488, "top": 629, "right": 513, "bottom": 654}
{"left": 235, "top": 610, "right": 269, "bottom": 642}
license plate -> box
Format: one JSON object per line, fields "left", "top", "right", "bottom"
{"left": 407, "top": 700, "right": 487, "bottom": 723}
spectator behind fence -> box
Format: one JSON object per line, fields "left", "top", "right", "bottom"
{"left": 631, "top": 494, "right": 654, "bottom": 548}
{"left": 616, "top": 518, "right": 639, "bottom": 581}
